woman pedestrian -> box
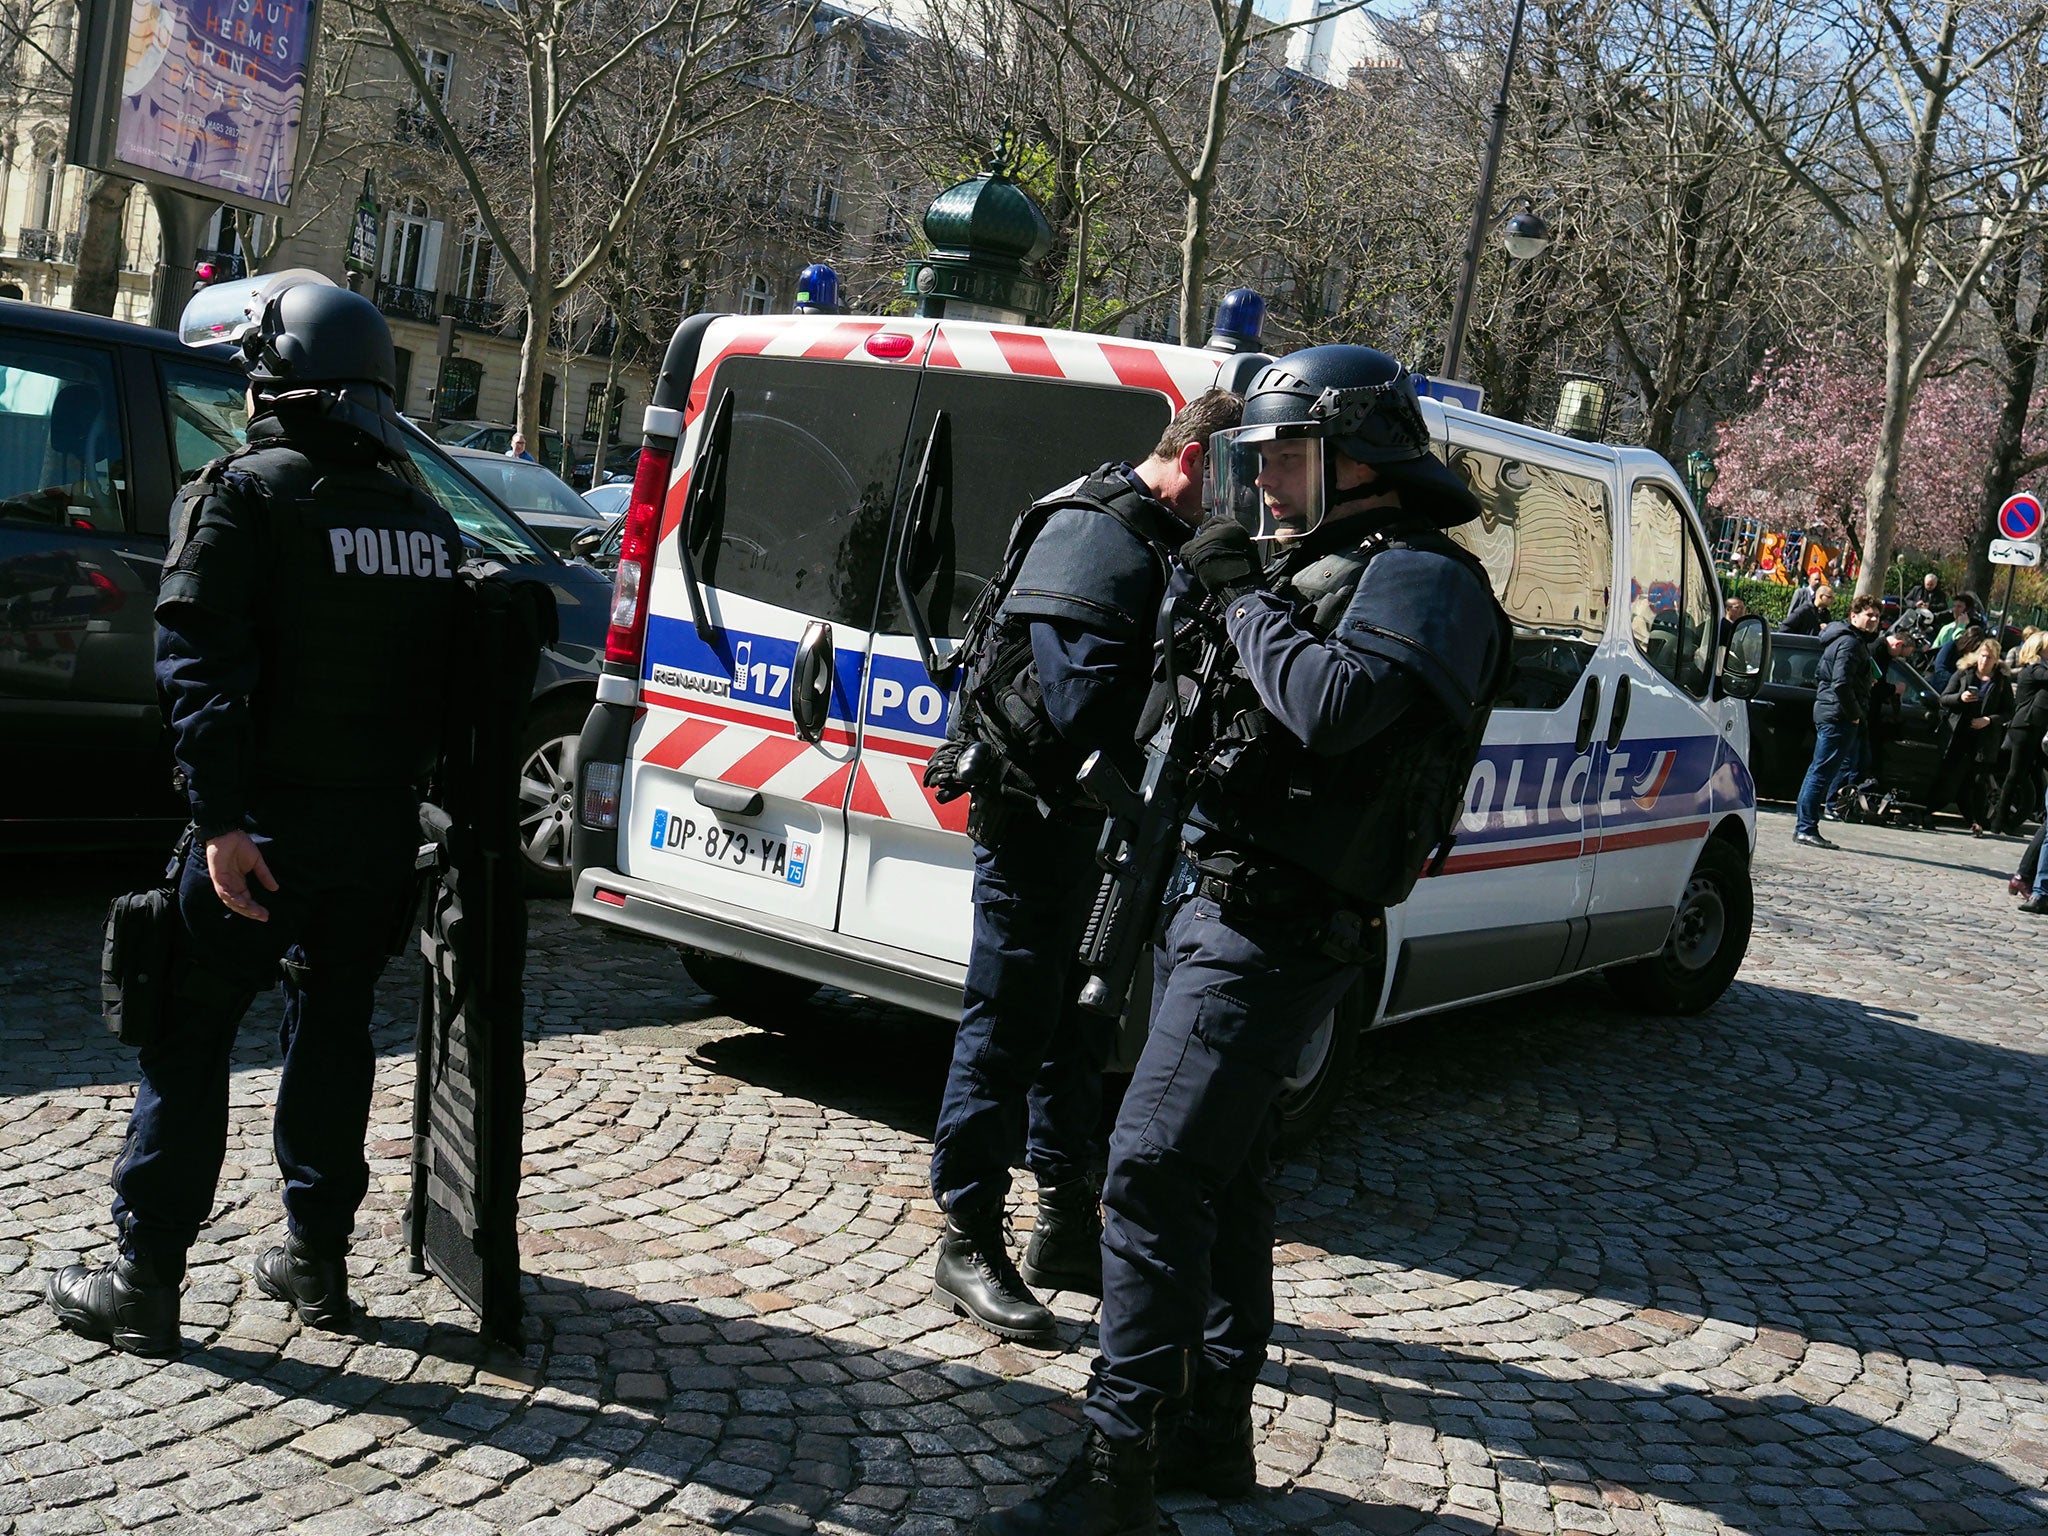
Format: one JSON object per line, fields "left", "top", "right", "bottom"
{"left": 1923, "top": 639, "right": 2012, "bottom": 834}
{"left": 1990, "top": 631, "right": 2048, "bottom": 835}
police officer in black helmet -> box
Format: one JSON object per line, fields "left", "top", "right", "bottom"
{"left": 979, "top": 347, "right": 1511, "bottom": 1534}
{"left": 48, "top": 274, "right": 461, "bottom": 1357}
{"left": 926, "top": 390, "right": 1242, "bottom": 1345}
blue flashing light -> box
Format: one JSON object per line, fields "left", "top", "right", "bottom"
{"left": 795, "top": 263, "right": 841, "bottom": 314}
{"left": 1214, "top": 288, "right": 1264, "bottom": 343}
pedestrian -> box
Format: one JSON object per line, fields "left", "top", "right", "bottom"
{"left": 1931, "top": 622, "right": 1986, "bottom": 692}
{"left": 922, "top": 390, "right": 1242, "bottom": 1345}
{"left": 976, "top": 347, "right": 1511, "bottom": 1533}
{"left": 1922, "top": 639, "right": 2011, "bottom": 834}
{"left": 1794, "top": 595, "right": 1884, "bottom": 849}
{"left": 507, "top": 431, "right": 536, "bottom": 462}
{"left": 1921, "top": 569, "right": 1947, "bottom": 611}
{"left": 2018, "top": 805, "right": 2048, "bottom": 913}
{"left": 1990, "top": 631, "right": 2048, "bottom": 835}
{"left": 1934, "top": 593, "right": 1983, "bottom": 651}
{"left": 1783, "top": 571, "right": 1827, "bottom": 634}
{"left": 47, "top": 279, "right": 462, "bottom": 1358}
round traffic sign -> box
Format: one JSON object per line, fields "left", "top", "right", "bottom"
{"left": 1998, "top": 492, "right": 2043, "bottom": 541}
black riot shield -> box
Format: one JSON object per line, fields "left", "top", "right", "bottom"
{"left": 408, "top": 562, "right": 557, "bottom": 1345}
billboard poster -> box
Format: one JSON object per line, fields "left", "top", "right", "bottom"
{"left": 111, "top": 0, "right": 314, "bottom": 208}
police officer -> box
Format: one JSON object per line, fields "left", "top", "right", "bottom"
{"left": 979, "top": 348, "right": 1511, "bottom": 1532}
{"left": 926, "top": 391, "right": 1243, "bottom": 1344}
{"left": 48, "top": 277, "right": 461, "bottom": 1357}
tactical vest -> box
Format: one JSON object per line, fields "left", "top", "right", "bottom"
{"left": 1197, "top": 519, "right": 1513, "bottom": 907}
{"left": 174, "top": 441, "right": 463, "bottom": 789}
{"left": 945, "top": 469, "right": 1186, "bottom": 816}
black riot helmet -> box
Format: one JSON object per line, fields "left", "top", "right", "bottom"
{"left": 1209, "top": 344, "right": 1481, "bottom": 538}
{"left": 245, "top": 282, "right": 398, "bottom": 393}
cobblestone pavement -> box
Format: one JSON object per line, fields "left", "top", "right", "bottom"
{"left": 2, "top": 808, "right": 2045, "bottom": 1536}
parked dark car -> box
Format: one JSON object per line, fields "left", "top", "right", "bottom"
{"left": 1745, "top": 630, "right": 1996, "bottom": 818}
{"left": 0, "top": 298, "right": 607, "bottom": 893}
{"left": 427, "top": 418, "right": 571, "bottom": 481}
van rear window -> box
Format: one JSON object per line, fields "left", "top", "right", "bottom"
{"left": 880, "top": 372, "right": 1173, "bottom": 638}
{"left": 695, "top": 356, "right": 921, "bottom": 627}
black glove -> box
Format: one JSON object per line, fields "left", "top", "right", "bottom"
{"left": 922, "top": 741, "right": 969, "bottom": 802}
{"left": 1181, "top": 519, "right": 1260, "bottom": 602}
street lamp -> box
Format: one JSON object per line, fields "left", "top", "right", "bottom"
{"left": 1441, "top": 0, "right": 1549, "bottom": 382}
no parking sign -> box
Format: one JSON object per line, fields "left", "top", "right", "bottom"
{"left": 1997, "top": 492, "right": 2043, "bottom": 542}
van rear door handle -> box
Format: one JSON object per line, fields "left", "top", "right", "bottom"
{"left": 791, "top": 621, "right": 833, "bottom": 743}
{"left": 1575, "top": 674, "right": 1602, "bottom": 755}
{"left": 1605, "top": 674, "right": 1633, "bottom": 751}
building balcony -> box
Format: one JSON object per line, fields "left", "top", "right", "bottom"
{"left": 443, "top": 291, "right": 524, "bottom": 336}
{"left": 62, "top": 231, "right": 81, "bottom": 263}
{"left": 395, "top": 105, "right": 446, "bottom": 152}
{"left": 17, "top": 228, "right": 55, "bottom": 262}
{"left": 377, "top": 283, "right": 438, "bottom": 323}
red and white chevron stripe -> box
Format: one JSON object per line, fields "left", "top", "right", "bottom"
{"left": 637, "top": 696, "right": 969, "bottom": 834}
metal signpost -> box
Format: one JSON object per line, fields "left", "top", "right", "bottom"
{"left": 1989, "top": 492, "right": 2044, "bottom": 633}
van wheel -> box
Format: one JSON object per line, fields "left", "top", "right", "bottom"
{"left": 1273, "top": 977, "right": 1366, "bottom": 1156}
{"left": 681, "top": 952, "right": 823, "bottom": 1012}
{"left": 515, "top": 697, "right": 588, "bottom": 898}
{"left": 1610, "top": 838, "right": 1753, "bottom": 1015}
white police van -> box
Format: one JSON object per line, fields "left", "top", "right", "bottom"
{"left": 569, "top": 308, "right": 1769, "bottom": 1140}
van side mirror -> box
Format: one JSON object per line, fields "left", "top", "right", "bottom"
{"left": 1718, "top": 614, "right": 1769, "bottom": 700}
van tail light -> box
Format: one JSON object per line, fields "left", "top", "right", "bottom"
{"left": 605, "top": 440, "right": 678, "bottom": 668}
{"left": 581, "top": 760, "right": 622, "bottom": 830}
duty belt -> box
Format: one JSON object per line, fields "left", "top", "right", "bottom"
{"left": 1192, "top": 856, "right": 1383, "bottom": 963}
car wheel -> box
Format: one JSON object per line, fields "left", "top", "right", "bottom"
{"left": 1273, "top": 976, "right": 1366, "bottom": 1156}
{"left": 681, "top": 951, "right": 823, "bottom": 1011}
{"left": 516, "top": 697, "right": 587, "bottom": 897}
{"left": 1610, "top": 836, "right": 1753, "bottom": 1015}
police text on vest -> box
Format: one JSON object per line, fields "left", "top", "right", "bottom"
{"left": 329, "top": 526, "right": 453, "bottom": 578}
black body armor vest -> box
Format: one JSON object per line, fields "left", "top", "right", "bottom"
{"left": 1198, "top": 519, "right": 1512, "bottom": 907}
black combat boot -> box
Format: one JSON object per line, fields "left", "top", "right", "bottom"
{"left": 255, "top": 1231, "right": 354, "bottom": 1330}
{"left": 973, "top": 1427, "right": 1156, "bottom": 1535}
{"left": 47, "top": 1253, "right": 182, "bottom": 1357}
{"left": 1019, "top": 1175, "right": 1102, "bottom": 1295}
{"left": 1155, "top": 1373, "right": 1258, "bottom": 1500}
{"left": 933, "top": 1210, "right": 1056, "bottom": 1345}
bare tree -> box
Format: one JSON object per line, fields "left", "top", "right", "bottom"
{"left": 340, "top": 0, "right": 815, "bottom": 443}
{"left": 1693, "top": 0, "right": 2048, "bottom": 596}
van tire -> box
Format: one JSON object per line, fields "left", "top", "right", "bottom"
{"left": 1610, "top": 837, "right": 1752, "bottom": 1015}
{"left": 1273, "top": 977, "right": 1366, "bottom": 1156}
{"left": 681, "top": 951, "right": 823, "bottom": 1011}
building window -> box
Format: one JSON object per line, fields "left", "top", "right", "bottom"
{"left": 811, "top": 168, "right": 840, "bottom": 227}
{"left": 582, "top": 382, "right": 624, "bottom": 441}
{"left": 417, "top": 47, "right": 453, "bottom": 104}
{"left": 393, "top": 346, "right": 414, "bottom": 410}
{"left": 823, "top": 37, "right": 854, "bottom": 93}
{"left": 741, "top": 273, "right": 772, "bottom": 314}
{"left": 438, "top": 357, "right": 482, "bottom": 419}
{"left": 384, "top": 196, "right": 436, "bottom": 290}
{"left": 30, "top": 144, "right": 61, "bottom": 230}
{"left": 539, "top": 373, "right": 557, "bottom": 427}
{"left": 53, "top": 4, "right": 75, "bottom": 62}
{"left": 455, "top": 219, "right": 492, "bottom": 300}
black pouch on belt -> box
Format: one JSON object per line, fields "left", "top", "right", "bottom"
{"left": 100, "top": 826, "right": 192, "bottom": 1049}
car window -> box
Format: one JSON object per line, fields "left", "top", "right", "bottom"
{"left": 1887, "top": 658, "right": 1936, "bottom": 708}
{"left": 160, "top": 359, "right": 248, "bottom": 481}
{"left": 0, "top": 339, "right": 127, "bottom": 532}
{"left": 401, "top": 440, "right": 551, "bottom": 565}
{"left": 1627, "top": 479, "right": 1714, "bottom": 698}
{"left": 1447, "top": 447, "right": 1611, "bottom": 710}
{"left": 696, "top": 355, "right": 922, "bottom": 627}
{"left": 882, "top": 372, "right": 1173, "bottom": 638}
{"left": 456, "top": 456, "right": 593, "bottom": 521}
{"left": 1767, "top": 644, "right": 1821, "bottom": 689}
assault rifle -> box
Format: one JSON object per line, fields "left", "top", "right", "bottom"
{"left": 1073, "top": 592, "right": 1232, "bottom": 1016}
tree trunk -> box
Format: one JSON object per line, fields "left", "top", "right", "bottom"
{"left": 69, "top": 175, "right": 133, "bottom": 317}
{"left": 1176, "top": 186, "right": 1210, "bottom": 347}
{"left": 1854, "top": 267, "right": 1915, "bottom": 600}
{"left": 1963, "top": 230, "right": 2046, "bottom": 599}
{"left": 590, "top": 331, "right": 624, "bottom": 485}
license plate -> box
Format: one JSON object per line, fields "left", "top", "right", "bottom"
{"left": 649, "top": 808, "right": 808, "bottom": 886}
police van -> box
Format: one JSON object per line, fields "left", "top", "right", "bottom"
{"left": 569, "top": 307, "right": 1769, "bottom": 1139}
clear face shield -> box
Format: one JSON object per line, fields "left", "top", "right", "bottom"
{"left": 176, "top": 267, "right": 332, "bottom": 350}
{"left": 1207, "top": 423, "right": 1328, "bottom": 541}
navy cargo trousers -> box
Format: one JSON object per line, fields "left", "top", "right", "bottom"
{"left": 1085, "top": 893, "right": 1365, "bottom": 1443}
{"left": 929, "top": 821, "right": 1114, "bottom": 1219}
{"left": 111, "top": 786, "right": 420, "bottom": 1278}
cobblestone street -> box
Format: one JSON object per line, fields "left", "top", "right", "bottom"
{"left": 2, "top": 808, "right": 2044, "bottom": 1536}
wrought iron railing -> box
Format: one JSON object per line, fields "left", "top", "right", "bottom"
{"left": 17, "top": 228, "right": 55, "bottom": 262}
{"left": 376, "top": 283, "right": 438, "bottom": 323}
{"left": 443, "top": 292, "right": 524, "bottom": 335}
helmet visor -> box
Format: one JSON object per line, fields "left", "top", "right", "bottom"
{"left": 1208, "top": 422, "right": 1327, "bottom": 541}
{"left": 176, "top": 267, "right": 331, "bottom": 350}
